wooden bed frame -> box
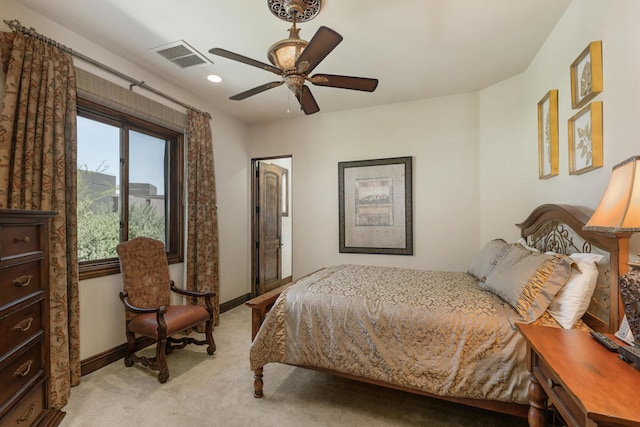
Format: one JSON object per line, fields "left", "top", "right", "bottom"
{"left": 245, "top": 204, "right": 631, "bottom": 418}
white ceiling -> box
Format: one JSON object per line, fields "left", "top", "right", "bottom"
{"left": 17, "top": 0, "right": 572, "bottom": 124}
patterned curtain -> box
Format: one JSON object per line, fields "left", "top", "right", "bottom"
{"left": 0, "top": 32, "right": 80, "bottom": 408}
{"left": 186, "top": 110, "right": 220, "bottom": 325}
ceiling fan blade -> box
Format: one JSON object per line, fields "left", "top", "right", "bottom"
{"left": 209, "top": 48, "right": 282, "bottom": 75}
{"left": 229, "top": 81, "right": 284, "bottom": 100}
{"left": 295, "top": 85, "right": 320, "bottom": 115}
{"left": 310, "top": 74, "right": 379, "bottom": 92}
{"left": 295, "top": 26, "right": 343, "bottom": 74}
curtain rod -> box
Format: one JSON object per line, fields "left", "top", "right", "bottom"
{"left": 3, "top": 19, "right": 211, "bottom": 119}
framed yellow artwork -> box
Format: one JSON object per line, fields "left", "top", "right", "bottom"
{"left": 537, "top": 90, "right": 559, "bottom": 179}
{"left": 568, "top": 101, "right": 603, "bottom": 175}
{"left": 570, "top": 41, "right": 603, "bottom": 109}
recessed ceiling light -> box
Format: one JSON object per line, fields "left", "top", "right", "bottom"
{"left": 207, "top": 74, "right": 222, "bottom": 83}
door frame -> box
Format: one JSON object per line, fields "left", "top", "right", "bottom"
{"left": 251, "top": 155, "right": 293, "bottom": 297}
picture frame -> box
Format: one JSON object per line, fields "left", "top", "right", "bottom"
{"left": 537, "top": 90, "right": 559, "bottom": 179}
{"left": 338, "top": 156, "right": 413, "bottom": 255}
{"left": 568, "top": 101, "right": 603, "bottom": 175}
{"left": 570, "top": 41, "right": 603, "bottom": 109}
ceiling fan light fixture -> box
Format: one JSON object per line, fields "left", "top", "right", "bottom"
{"left": 267, "top": 25, "right": 307, "bottom": 70}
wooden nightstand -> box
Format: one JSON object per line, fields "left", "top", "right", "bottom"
{"left": 517, "top": 323, "right": 640, "bottom": 427}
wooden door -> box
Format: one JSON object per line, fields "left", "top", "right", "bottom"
{"left": 256, "top": 163, "right": 283, "bottom": 295}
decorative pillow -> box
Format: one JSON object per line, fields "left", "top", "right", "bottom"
{"left": 546, "top": 253, "right": 603, "bottom": 329}
{"left": 468, "top": 239, "right": 511, "bottom": 282}
{"left": 483, "top": 244, "right": 574, "bottom": 323}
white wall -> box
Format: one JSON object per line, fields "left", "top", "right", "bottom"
{"left": 479, "top": 0, "right": 640, "bottom": 254}
{"left": 2, "top": 1, "right": 252, "bottom": 360}
{"left": 5, "top": 0, "right": 640, "bottom": 362}
{"left": 248, "top": 93, "right": 481, "bottom": 278}
{"left": 250, "top": 0, "right": 640, "bottom": 283}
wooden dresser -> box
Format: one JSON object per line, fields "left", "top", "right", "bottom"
{"left": 0, "top": 209, "right": 64, "bottom": 426}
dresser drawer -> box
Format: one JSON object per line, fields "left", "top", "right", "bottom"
{"left": 0, "top": 224, "right": 42, "bottom": 261}
{"left": 0, "top": 376, "right": 46, "bottom": 427}
{"left": 0, "top": 300, "right": 44, "bottom": 356}
{"left": 0, "top": 339, "right": 43, "bottom": 408}
{"left": 0, "top": 259, "right": 44, "bottom": 309}
{"left": 534, "top": 354, "right": 584, "bottom": 427}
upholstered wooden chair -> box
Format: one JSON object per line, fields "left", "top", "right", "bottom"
{"left": 116, "top": 237, "right": 215, "bottom": 383}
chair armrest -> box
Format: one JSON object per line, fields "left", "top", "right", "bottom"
{"left": 169, "top": 282, "right": 215, "bottom": 318}
{"left": 119, "top": 290, "right": 167, "bottom": 315}
{"left": 170, "top": 281, "right": 215, "bottom": 298}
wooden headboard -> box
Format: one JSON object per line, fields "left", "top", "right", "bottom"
{"left": 516, "top": 204, "right": 632, "bottom": 333}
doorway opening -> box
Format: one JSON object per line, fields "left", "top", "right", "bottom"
{"left": 251, "top": 155, "right": 292, "bottom": 297}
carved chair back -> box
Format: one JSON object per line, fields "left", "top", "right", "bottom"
{"left": 116, "top": 237, "right": 171, "bottom": 321}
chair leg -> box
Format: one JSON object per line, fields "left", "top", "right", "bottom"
{"left": 156, "top": 338, "right": 170, "bottom": 383}
{"left": 205, "top": 318, "right": 216, "bottom": 355}
{"left": 124, "top": 329, "right": 136, "bottom": 367}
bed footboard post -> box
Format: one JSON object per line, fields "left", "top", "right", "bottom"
{"left": 250, "top": 307, "right": 266, "bottom": 341}
{"left": 253, "top": 367, "right": 264, "bottom": 398}
{"left": 245, "top": 283, "right": 293, "bottom": 341}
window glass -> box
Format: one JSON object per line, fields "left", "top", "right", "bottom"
{"left": 76, "top": 100, "right": 183, "bottom": 279}
{"left": 77, "top": 116, "right": 120, "bottom": 262}
{"left": 128, "top": 130, "right": 168, "bottom": 245}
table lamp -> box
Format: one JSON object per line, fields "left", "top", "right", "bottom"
{"left": 583, "top": 155, "right": 640, "bottom": 342}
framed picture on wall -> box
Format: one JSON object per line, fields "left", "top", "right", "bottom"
{"left": 338, "top": 156, "right": 413, "bottom": 255}
{"left": 537, "top": 89, "right": 559, "bottom": 179}
{"left": 568, "top": 101, "right": 603, "bottom": 175}
{"left": 570, "top": 41, "right": 603, "bottom": 109}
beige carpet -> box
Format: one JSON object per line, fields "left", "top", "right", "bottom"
{"left": 59, "top": 305, "right": 528, "bottom": 427}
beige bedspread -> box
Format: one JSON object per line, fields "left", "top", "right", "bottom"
{"left": 250, "top": 264, "right": 563, "bottom": 404}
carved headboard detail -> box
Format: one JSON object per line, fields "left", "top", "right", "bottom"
{"left": 516, "top": 204, "right": 631, "bottom": 333}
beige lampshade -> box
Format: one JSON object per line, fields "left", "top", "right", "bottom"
{"left": 583, "top": 155, "right": 640, "bottom": 232}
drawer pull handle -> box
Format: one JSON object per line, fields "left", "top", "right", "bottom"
{"left": 17, "top": 404, "right": 36, "bottom": 423}
{"left": 14, "top": 236, "right": 31, "bottom": 244}
{"left": 13, "top": 360, "right": 33, "bottom": 377}
{"left": 13, "top": 317, "right": 34, "bottom": 332}
{"left": 12, "top": 275, "right": 33, "bottom": 287}
{"left": 547, "top": 378, "right": 558, "bottom": 389}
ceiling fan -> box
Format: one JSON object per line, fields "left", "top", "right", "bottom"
{"left": 208, "top": 0, "right": 378, "bottom": 115}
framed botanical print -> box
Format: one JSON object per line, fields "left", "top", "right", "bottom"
{"left": 537, "top": 90, "right": 559, "bottom": 179}
{"left": 338, "top": 156, "right": 413, "bottom": 255}
{"left": 570, "top": 41, "right": 603, "bottom": 109}
{"left": 568, "top": 101, "right": 603, "bottom": 175}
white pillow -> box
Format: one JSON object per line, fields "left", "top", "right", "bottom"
{"left": 546, "top": 253, "right": 603, "bottom": 329}
{"left": 516, "top": 237, "right": 539, "bottom": 252}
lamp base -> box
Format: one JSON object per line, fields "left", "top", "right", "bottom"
{"left": 619, "top": 267, "right": 640, "bottom": 344}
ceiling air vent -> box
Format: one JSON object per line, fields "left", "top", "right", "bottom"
{"left": 152, "top": 40, "right": 212, "bottom": 68}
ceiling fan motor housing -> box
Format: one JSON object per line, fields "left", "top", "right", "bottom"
{"left": 285, "top": 74, "right": 305, "bottom": 94}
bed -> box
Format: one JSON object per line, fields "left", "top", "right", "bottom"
{"left": 245, "top": 204, "right": 631, "bottom": 418}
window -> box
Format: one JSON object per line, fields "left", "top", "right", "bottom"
{"left": 77, "top": 99, "right": 184, "bottom": 279}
